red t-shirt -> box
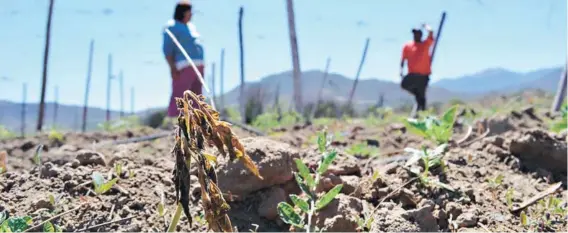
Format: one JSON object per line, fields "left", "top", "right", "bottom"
{"left": 402, "top": 35, "right": 434, "bottom": 75}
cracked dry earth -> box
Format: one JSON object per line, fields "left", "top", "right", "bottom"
{"left": 1, "top": 106, "right": 567, "bottom": 232}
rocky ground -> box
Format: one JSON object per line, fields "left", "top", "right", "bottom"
{"left": 1, "top": 105, "right": 567, "bottom": 232}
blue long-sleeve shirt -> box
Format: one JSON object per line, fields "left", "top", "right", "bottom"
{"left": 163, "top": 20, "right": 204, "bottom": 71}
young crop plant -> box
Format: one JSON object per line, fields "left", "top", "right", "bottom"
{"left": 520, "top": 195, "right": 568, "bottom": 231}
{"left": 170, "top": 90, "right": 262, "bottom": 232}
{"left": 550, "top": 103, "right": 568, "bottom": 133}
{"left": 404, "top": 144, "right": 454, "bottom": 192}
{"left": 277, "top": 131, "right": 343, "bottom": 233}
{"left": 0, "top": 211, "right": 62, "bottom": 232}
{"left": 404, "top": 105, "right": 458, "bottom": 145}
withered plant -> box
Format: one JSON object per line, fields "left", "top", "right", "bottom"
{"left": 170, "top": 90, "right": 263, "bottom": 232}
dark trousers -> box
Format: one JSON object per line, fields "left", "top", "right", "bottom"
{"left": 401, "top": 73, "right": 430, "bottom": 113}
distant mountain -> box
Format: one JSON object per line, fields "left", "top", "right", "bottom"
{"left": 0, "top": 100, "right": 150, "bottom": 133}
{"left": 432, "top": 67, "right": 563, "bottom": 94}
{"left": 217, "top": 70, "right": 472, "bottom": 110}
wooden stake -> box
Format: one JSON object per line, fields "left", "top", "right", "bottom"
{"left": 346, "top": 38, "right": 370, "bottom": 107}
{"left": 119, "top": 70, "right": 124, "bottom": 117}
{"left": 21, "top": 83, "right": 27, "bottom": 138}
{"left": 53, "top": 85, "right": 58, "bottom": 128}
{"left": 220, "top": 49, "right": 225, "bottom": 112}
{"left": 238, "top": 7, "right": 246, "bottom": 123}
{"left": 551, "top": 62, "right": 567, "bottom": 112}
{"left": 286, "top": 0, "right": 303, "bottom": 113}
{"left": 431, "top": 11, "right": 447, "bottom": 63}
{"left": 82, "top": 39, "right": 94, "bottom": 132}
{"left": 312, "top": 57, "right": 331, "bottom": 119}
{"left": 106, "top": 54, "right": 113, "bottom": 122}
{"left": 37, "top": 0, "right": 55, "bottom": 132}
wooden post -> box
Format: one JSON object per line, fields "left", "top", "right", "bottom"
{"left": 551, "top": 63, "right": 567, "bottom": 112}
{"left": 119, "top": 70, "right": 124, "bottom": 117}
{"left": 346, "top": 38, "right": 370, "bottom": 107}
{"left": 238, "top": 6, "right": 246, "bottom": 123}
{"left": 431, "top": 11, "right": 446, "bottom": 63}
{"left": 286, "top": 0, "right": 302, "bottom": 113}
{"left": 130, "top": 86, "right": 135, "bottom": 115}
{"left": 312, "top": 57, "right": 331, "bottom": 119}
{"left": 82, "top": 39, "right": 94, "bottom": 132}
{"left": 21, "top": 83, "right": 27, "bottom": 137}
{"left": 220, "top": 49, "right": 225, "bottom": 112}
{"left": 53, "top": 85, "right": 58, "bottom": 128}
{"left": 211, "top": 62, "right": 216, "bottom": 104}
{"left": 106, "top": 54, "right": 113, "bottom": 122}
{"left": 37, "top": 0, "right": 55, "bottom": 132}
{"left": 275, "top": 83, "right": 282, "bottom": 121}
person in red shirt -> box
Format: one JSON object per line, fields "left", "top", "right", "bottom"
{"left": 400, "top": 24, "right": 435, "bottom": 117}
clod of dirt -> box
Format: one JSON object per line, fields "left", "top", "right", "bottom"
{"left": 401, "top": 199, "right": 438, "bottom": 231}
{"left": 477, "top": 115, "right": 515, "bottom": 136}
{"left": 370, "top": 204, "right": 420, "bottom": 232}
{"left": 257, "top": 187, "right": 287, "bottom": 220}
{"left": 339, "top": 175, "right": 360, "bottom": 195}
{"left": 455, "top": 209, "right": 478, "bottom": 228}
{"left": 75, "top": 150, "right": 107, "bottom": 166}
{"left": 313, "top": 194, "right": 363, "bottom": 232}
{"left": 396, "top": 188, "right": 418, "bottom": 208}
{"left": 40, "top": 162, "right": 62, "bottom": 178}
{"left": 316, "top": 174, "right": 342, "bottom": 193}
{"left": 31, "top": 198, "right": 53, "bottom": 211}
{"left": 20, "top": 141, "right": 36, "bottom": 151}
{"left": 216, "top": 137, "right": 300, "bottom": 197}
{"left": 509, "top": 129, "right": 567, "bottom": 183}
{"left": 303, "top": 150, "right": 361, "bottom": 177}
{"left": 445, "top": 202, "right": 464, "bottom": 219}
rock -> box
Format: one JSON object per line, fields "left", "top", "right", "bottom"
{"left": 370, "top": 205, "right": 420, "bottom": 232}
{"left": 216, "top": 137, "right": 300, "bottom": 197}
{"left": 20, "top": 141, "right": 36, "bottom": 151}
{"left": 40, "top": 162, "right": 61, "bottom": 178}
{"left": 509, "top": 129, "right": 567, "bottom": 181}
{"left": 59, "top": 144, "right": 79, "bottom": 152}
{"left": 316, "top": 174, "right": 342, "bottom": 193}
{"left": 477, "top": 116, "right": 515, "bottom": 136}
{"left": 483, "top": 136, "right": 505, "bottom": 148}
{"left": 396, "top": 188, "right": 417, "bottom": 208}
{"left": 313, "top": 194, "right": 363, "bottom": 232}
{"left": 31, "top": 198, "right": 53, "bottom": 211}
{"left": 366, "top": 139, "right": 380, "bottom": 147}
{"left": 456, "top": 210, "right": 478, "bottom": 228}
{"left": 258, "top": 187, "right": 287, "bottom": 220}
{"left": 75, "top": 150, "right": 107, "bottom": 166}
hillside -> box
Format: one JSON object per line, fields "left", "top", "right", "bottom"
{"left": 432, "top": 67, "right": 563, "bottom": 93}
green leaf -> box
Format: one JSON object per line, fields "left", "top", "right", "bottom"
{"left": 158, "top": 203, "right": 165, "bottom": 217}
{"left": 317, "top": 131, "right": 327, "bottom": 153}
{"left": 294, "top": 159, "right": 315, "bottom": 188}
{"left": 91, "top": 172, "right": 105, "bottom": 188}
{"left": 289, "top": 195, "right": 309, "bottom": 213}
{"left": 316, "top": 184, "right": 343, "bottom": 210}
{"left": 520, "top": 211, "right": 528, "bottom": 226}
{"left": 441, "top": 105, "right": 458, "bottom": 126}
{"left": 97, "top": 178, "right": 118, "bottom": 195}
{"left": 115, "top": 163, "right": 122, "bottom": 177}
{"left": 494, "top": 174, "right": 504, "bottom": 185}
{"left": 404, "top": 119, "right": 429, "bottom": 138}
{"left": 316, "top": 150, "right": 337, "bottom": 174}
{"left": 294, "top": 173, "right": 313, "bottom": 199}
{"left": 43, "top": 221, "right": 55, "bottom": 232}
{"left": 431, "top": 180, "right": 455, "bottom": 192}
{"left": 277, "top": 202, "right": 304, "bottom": 228}
{"left": 4, "top": 216, "right": 32, "bottom": 232}
{"left": 33, "top": 145, "right": 44, "bottom": 166}
{"left": 371, "top": 170, "right": 380, "bottom": 182}
{"left": 0, "top": 212, "right": 6, "bottom": 224}
{"left": 48, "top": 194, "right": 55, "bottom": 206}
{"left": 54, "top": 225, "right": 62, "bottom": 233}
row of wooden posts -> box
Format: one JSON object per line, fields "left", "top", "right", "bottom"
{"left": 30, "top": 0, "right": 567, "bottom": 135}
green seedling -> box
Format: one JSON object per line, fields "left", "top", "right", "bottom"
{"left": 156, "top": 188, "right": 166, "bottom": 217}
{"left": 91, "top": 172, "right": 118, "bottom": 195}
{"left": 487, "top": 174, "right": 504, "bottom": 189}
{"left": 34, "top": 144, "right": 44, "bottom": 179}
{"left": 505, "top": 188, "right": 514, "bottom": 208}
{"left": 550, "top": 103, "right": 568, "bottom": 133}
{"left": 346, "top": 142, "right": 379, "bottom": 158}
{"left": 42, "top": 221, "right": 62, "bottom": 232}
{"left": 47, "top": 129, "right": 63, "bottom": 143}
{"left": 277, "top": 130, "right": 343, "bottom": 233}
{"left": 404, "top": 105, "right": 458, "bottom": 144}
{"left": 114, "top": 162, "right": 123, "bottom": 178}
{"left": 404, "top": 144, "right": 454, "bottom": 192}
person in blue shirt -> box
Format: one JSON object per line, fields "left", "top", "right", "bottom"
{"left": 163, "top": 0, "right": 204, "bottom": 117}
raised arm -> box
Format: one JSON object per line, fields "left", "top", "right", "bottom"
{"left": 423, "top": 24, "right": 435, "bottom": 47}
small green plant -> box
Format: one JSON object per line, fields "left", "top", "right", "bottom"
{"left": 346, "top": 142, "right": 379, "bottom": 157}
{"left": 0, "top": 125, "right": 16, "bottom": 139}
{"left": 99, "top": 116, "right": 141, "bottom": 132}
{"left": 487, "top": 174, "right": 504, "bottom": 189}
{"left": 277, "top": 131, "right": 343, "bottom": 233}
{"left": 520, "top": 195, "right": 568, "bottom": 231}
{"left": 114, "top": 162, "right": 123, "bottom": 178}
{"left": 505, "top": 188, "right": 514, "bottom": 208}
{"left": 47, "top": 129, "right": 64, "bottom": 144}
{"left": 404, "top": 144, "right": 454, "bottom": 191}
{"left": 404, "top": 105, "right": 458, "bottom": 144}
{"left": 91, "top": 172, "right": 118, "bottom": 195}
{"left": 550, "top": 103, "right": 568, "bottom": 133}
{"left": 0, "top": 213, "right": 32, "bottom": 232}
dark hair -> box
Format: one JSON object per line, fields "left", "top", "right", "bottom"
{"left": 173, "top": 1, "right": 192, "bottom": 21}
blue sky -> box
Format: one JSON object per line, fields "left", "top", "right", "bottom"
{"left": 0, "top": 0, "right": 566, "bottom": 112}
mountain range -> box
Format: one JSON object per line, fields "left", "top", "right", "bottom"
{"left": 0, "top": 66, "right": 563, "bottom": 133}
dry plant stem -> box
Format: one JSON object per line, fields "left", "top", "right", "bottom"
{"left": 511, "top": 182, "right": 562, "bottom": 213}
{"left": 477, "top": 222, "right": 491, "bottom": 232}
{"left": 456, "top": 125, "right": 473, "bottom": 145}
{"left": 24, "top": 203, "right": 85, "bottom": 232}
{"left": 460, "top": 128, "right": 491, "bottom": 147}
{"left": 167, "top": 202, "right": 183, "bottom": 232}
{"left": 77, "top": 216, "right": 135, "bottom": 232}
{"left": 306, "top": 172, "right": 321, "bottom": 233}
